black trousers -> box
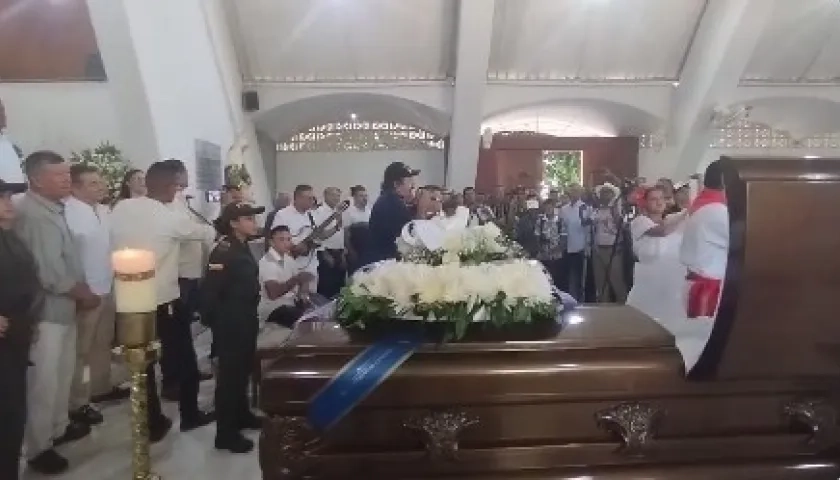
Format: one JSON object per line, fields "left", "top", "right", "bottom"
{"left": 178, "top": 278, "right": 200, "bottom": 322}
{"left": 147, "top": 301, "right": 201, "bottom": 423}
{"left": 563, "top": 252, "right": 586, "bottom": 301}
{"left": 215, "top": 316, "right": 258, "bottom": 440}
{"left": 317, "top": 250, "right": 346, "bottom": 299}
{"left": 0, "top": 345, "right": 27, "bottom": 480}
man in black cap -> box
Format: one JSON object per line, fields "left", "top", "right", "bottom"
{"left": 200, "top": 202, "right": 265, "bottom": 453}
{"left": 0, "top": 178, "right": 40, "bottom": 479}
{"left": 364, "top": 162, "right": 419, "bottom": 265}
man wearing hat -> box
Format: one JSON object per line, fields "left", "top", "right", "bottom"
{"left": 0, "top": 178, "right": 39, "bottom": 479}
{"left": 364, "top": 162, "right": 419, "bottom": 265}
{"left": 201, "top": 202, "right": 265, "bottom": 453}
{"left": 592, "top": 182, "right": 627, "bottom": 302}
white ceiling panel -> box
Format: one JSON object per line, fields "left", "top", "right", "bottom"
{"left": 488, "top": 0, "right": 707, "bottom": 81}
{"left": 743, "top": 0, "right": 840, "bottom": 82}
{"left": 233, "top": 0, "right": 455, "bottom": 82}
{"left": 482, "top": 101, "right": 662, "bottom": 137}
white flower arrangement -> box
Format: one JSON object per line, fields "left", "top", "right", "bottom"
{"left": 398, "top": 223, "right": 525, "bottom": 266}
{"left": 69, "top": 142, "right": 131, "bottom": 201}
{"left": 336, "top": 259, "right": 556, "bottom": 340}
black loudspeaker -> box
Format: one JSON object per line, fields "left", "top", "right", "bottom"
{"left": 242, "top": 90, "right": 259, "bottom": 112}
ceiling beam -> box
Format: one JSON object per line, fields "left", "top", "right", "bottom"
{"left": 667, "top": 0, "right": 777, "bottom": 177}
{"left": 445, "top": 0, "right": 496, "bottom": 189}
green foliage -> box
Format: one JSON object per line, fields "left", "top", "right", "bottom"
{"left": 69, "top": 142, "right": 131, "bottom": 202}
{"left": 335, "top": 285, "right": 554, "bottom": 342}
{"left": 224, "top": 164, "right": 252, "bottom": 187}
{"left": 543, "top": 150, "right": 582, "bottom": 188}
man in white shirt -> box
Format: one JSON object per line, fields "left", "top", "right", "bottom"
{"left": 343, "top": 185, "right": 371, "bottom": 226}
{"left": 559, "top": 183, "right": 591, "bottom": 300}
{"left": 163, "top": 159, "right": 214, "bottom": 394}
{"left": 65, "top": 165, "right": 128, "bottom": 428}
{"left": 343, "top": 185, "right": 371, "bottom": 275}
{"left": 258, "top": 225, "right": 317, "bottom": 327}
{"left": 312, "top": 186, "right": 346, "bottom": 298}
{"left": 680, "top": 160, "right": 729, "bottom": 319}
{"left": 271, "top": 184, "right": 323, "bottom": 294}
{"left": 0, "top": 99, "right": 25, "bottom": 192}
{"left": 110, "top": 161, "right": 216, "bottom": 441}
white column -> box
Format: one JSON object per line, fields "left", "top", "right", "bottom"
{"left": 445, "top": 0, "right": 496, "bottom": 189}
{"left": 665, "top": 0, "right": 775, "bottom": 178}
{"left": 86, "top": 0, "right": 269, "bottom": 206}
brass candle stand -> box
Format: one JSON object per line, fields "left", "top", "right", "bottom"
{"left": 115, "top": 311, "right": 161, "bottom": 480}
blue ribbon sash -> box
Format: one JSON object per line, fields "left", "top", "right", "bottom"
{"left": 308, "top": 334, "right": 422, "bottom": 432}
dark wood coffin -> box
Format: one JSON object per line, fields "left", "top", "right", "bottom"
{"left": 259, "top": 157, "right": 840, "bottom": 479}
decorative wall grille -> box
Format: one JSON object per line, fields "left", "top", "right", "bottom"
{"left": 277, "top": 121, "right": 444, "bottom": 153}
{"left": 634, "top": 121, "right": 840, "bottom": 150}
{"left": 709, "top": 120, "right": 840, "bottom": 149}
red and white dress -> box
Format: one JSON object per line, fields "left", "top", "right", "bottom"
{"left": 680, "top": 188, "right": 728, "bottom": 319}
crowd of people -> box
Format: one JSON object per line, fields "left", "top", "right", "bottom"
{"left": 0, "top": 107, "right": 728, "bottom": 478}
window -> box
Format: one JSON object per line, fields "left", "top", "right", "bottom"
{"left": 709, "top": 120, "right": 840, "bottom": 149}
{"left": 277, "top": 122, "right": 444, "bottom": 153}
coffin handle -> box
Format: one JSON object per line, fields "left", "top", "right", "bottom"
{"left": 404, "top": 410, "right": 479, "bottom": 462}
{"left": 782, "top": 398, "right": 840, "bottom": 449}
{"left": 259, "top": 416, "right": 321, "bottom": 479}
{"left": 595, "top": 402, "right": 663, "bottom": 456}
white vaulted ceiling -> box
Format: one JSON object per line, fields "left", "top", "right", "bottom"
{"left": 742, "top": 0, "right": 840, "bottom": 83}
{"left": 232, "top": 0, "right": 455, "bottom": 82}
{"left": 228, "top": 0, "right": 840, "bottom": 144}
{"left": 487, "top": 0, "right": 707, "bottom": 81}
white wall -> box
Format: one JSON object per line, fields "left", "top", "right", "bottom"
{"left": 639, "top": 146, "right": 840, "bottom": 182}
{"left": 700, "top": 147, "right": 840, "bottom": 171}
{"left": 0, "top": 82, "right": 122, "bottom": 158}
{"left": 275, "top": 150, "right": 445, "bottom": 199}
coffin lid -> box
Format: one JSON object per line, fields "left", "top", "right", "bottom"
{"left": 692, "top": 157, "right": 840, "bottom": 380}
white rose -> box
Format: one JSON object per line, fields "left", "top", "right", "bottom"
{"left": 482, "top": 223, "right": 502, "bottom": 239}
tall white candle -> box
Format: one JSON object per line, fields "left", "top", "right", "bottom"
{"left": 112, "top": 249, "right": 157, "bottom": 313}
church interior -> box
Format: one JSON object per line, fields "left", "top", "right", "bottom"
{"left": 2, "top": 0, "right": 840, "bottom": 479}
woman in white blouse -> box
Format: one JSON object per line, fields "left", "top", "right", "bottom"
{"left": 626, "top": 186, "right": 687, "bottom": 320}
{"left": 626, "top": 186, "right": 712, "bottom": 372}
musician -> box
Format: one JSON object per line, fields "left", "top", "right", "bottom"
{"left": 201, "top": 202, "right": 265, "bottom": 454}
{"left": 312, "top": 187, "right": 345, "bottom": 298}
{"left": 263, "top": 191, "right": 291, "bottom": 250}
{"left": 680, "top": 160, "right": 728, "bottom": 319}
{"left": 270, "top": 184, "right": 321, "bottom": 293}
{"left": 343, "top": 185, "right": 370, "bottom": 275}
{"left": 257, "top": 225, "right": 316, "bottom": 328}
{"left": 365, "top": 162, "right": 419, "bottom": 264}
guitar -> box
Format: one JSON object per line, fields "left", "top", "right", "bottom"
{"left": 290, "top": 200, "right": 351, "bottom": 258}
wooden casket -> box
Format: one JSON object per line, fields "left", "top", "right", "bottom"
{"left": 259, "top": 158, "right": 840, "bottom": 479}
